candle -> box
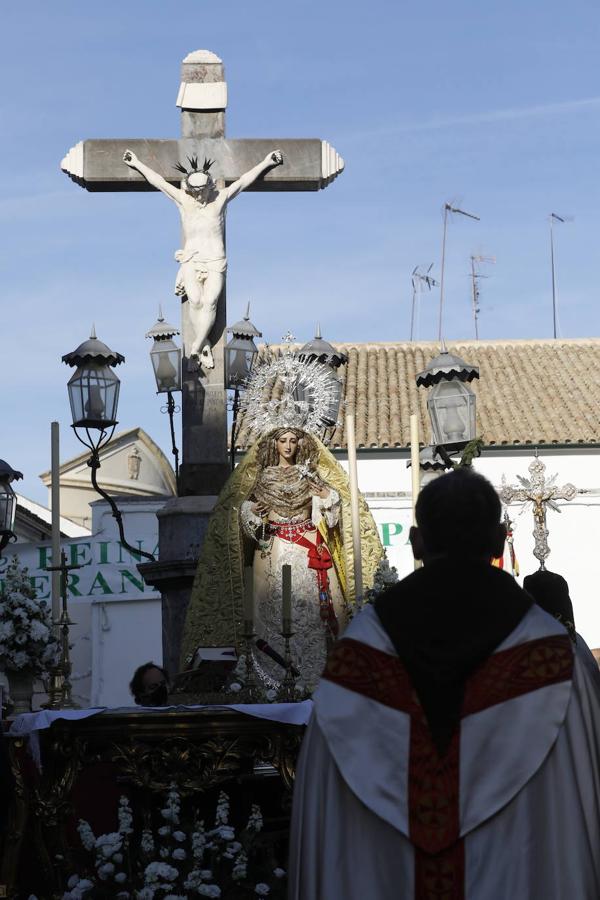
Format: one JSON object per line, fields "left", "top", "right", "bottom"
{"left": 282, "top": 565, "right": 292, "bottom": 633}
{"left": 243, "top": 566, "right": 254, "bottom": 632}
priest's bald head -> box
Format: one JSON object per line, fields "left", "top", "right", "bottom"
{"left": 410, "top": 468, "right": 505, "bottom": 563}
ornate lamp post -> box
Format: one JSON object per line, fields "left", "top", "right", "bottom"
{"left": 225, "top": 304, "right": 262, "bottom": 470}
{"left": 416, "top": 348, "right": 480, "bottom": 467}
{"left": 62, "top": 327, "right": 155, "bottom": 561}
{"left": 0, "top": 460, "right": 23, "bottom": 552}
{"left": 146, "top": 308, "right": 182, "bottom": 483}
{"left": 295, "top": 325, "right": 348, "bottom": 432}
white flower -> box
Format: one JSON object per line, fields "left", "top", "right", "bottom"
{"left": 29, "top": 620, "right": 49, "bottom": 642}
{"left": 118, "top": 796, "right": 133, "bottom": 835}
{"left": 136, "top": 889, "right": 155, "bottom": 900}
{"left": 172, "top": 848, "right": 186, "bottom": 860}
{"left": 144, "top": 862, "right": 178, "bottom": 884}
{"left": 217, "top": 825, "right": 235, "bottom": 840}
{"left": 199, "top": 869, "right": 213, "bottom": 879}
{"left": 229, "top": 681, "right": 242, "bottom": 692}
{"left": 136, "top": 890, "right": 155, "bottom": 900}
{"left": 97, "top": 862, "right": 115, "bottom": 880}
{"left": 172, "top": 830, "right": 186, "bottom": 842}
{"left": 159, "top": 847, "right": 170, "bottom": 859}
{"left": 77, "top": 819, "right": 96, "bottom": 851}
{"left": 158, "top": 825, "right": 171, "bottom": 836}
{"left": 114, "top": 872, "right": 127, "bottom": 884}
{"left": 215, "top": 791, "right": 229, "bottom": 825}
{"left": 0, "top": 621, "right": 14, "bottom": 640}
{"left": 197, "top": 886, "right": 221, "bottom": 898}
{"left": 265, "top": 689, "right": 277, "bottom": 701}
{"left": 273, "top": 867, "right": 286, "bottom": 878}
{"left": 95, "top": 832, "right": 122, "bottom": 858}
{"left": 255, "top": 885, "right": 270, "bottom": 896}
{"left": 67, "top": 875, "right": 79, "bottom": 889}
{"left": 113, "top": 852, "right": 123, "bottom": 864}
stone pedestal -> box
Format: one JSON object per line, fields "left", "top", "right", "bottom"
{"left": 138, "top": 496, "right": 217, "bottom": 676}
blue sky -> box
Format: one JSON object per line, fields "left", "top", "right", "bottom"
{"left": 2, "top": 1, "right": 599, "bottom": 502}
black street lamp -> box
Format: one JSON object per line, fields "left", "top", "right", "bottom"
{"left": 225, "top": 305, "right": 262, "bottom": 470}
{"left": 416, "top": 348, "right": 480, "bottom": 467}
{"left": 146, "top": 309, "right": 182, "bottom": 484}
{"left": 62, "top": 328, "right": 155, "bottom": 561}
{"left": 0, "top": 460, "right": 23, "bottom": 552}
{"left": 295, "top": 325, "right": 347, "bottom": 433}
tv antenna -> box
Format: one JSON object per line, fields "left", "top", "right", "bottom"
{"left": 549, "top": 213, "right": 572, "bottom": 339}
{"left": 438, "top": 202, "right": 480, "bottom": 343}
{"left": 410, "top": 264, "right": 438, "bottom": 341}
{"left": 470, "top": 254, "right": 495, "bottom": 340}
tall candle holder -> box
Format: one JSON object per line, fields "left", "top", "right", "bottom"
{"left": 43, "top": 550, "right": 81, "bottom": 710}
{"left": 276, "top": 624, "right": 298, "bottom": 702}
{"left": 241, "top": 620, "right": 263, "bottom": 703}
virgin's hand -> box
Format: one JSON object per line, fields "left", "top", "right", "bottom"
{"left": 308, "top": 481, "right": 329, "bottom": 499}
{"left": 252, "top": 502, "right": 269, "bottom": 517}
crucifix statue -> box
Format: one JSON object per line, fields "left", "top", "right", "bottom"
{"left": 499, "top": 454, "right": 578, "bottom": 570}
{"left": 61, "top": 49, "right": 344, "bottom": 495}
{"left": 122, "top": 147, "right": 283, "bottom": 370}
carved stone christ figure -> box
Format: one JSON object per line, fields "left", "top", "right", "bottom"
{"left": 123, "top": 148, "right": 283, "bottom": 369}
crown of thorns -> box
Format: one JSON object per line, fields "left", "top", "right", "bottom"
{"left": 174, "top": 156, "right": 214, "bottom": 177}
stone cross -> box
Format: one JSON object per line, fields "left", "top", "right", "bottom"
{"left": 61, "top": 50, "right": 344, "bottom": 496}
{"left": 499, "top": 455, "right": 578, "bottom": 570}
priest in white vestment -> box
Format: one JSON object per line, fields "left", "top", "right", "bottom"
{"left": 289, "top": 468, "right": 600, "bottom": 900}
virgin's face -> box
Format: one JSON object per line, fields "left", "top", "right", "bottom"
{"left": 276, "top": 432, "right": 298, "bottom": 465}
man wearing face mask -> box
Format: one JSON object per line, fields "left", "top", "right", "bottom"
{"left": 129, "top": 662, "right": 170, "bottom": 707}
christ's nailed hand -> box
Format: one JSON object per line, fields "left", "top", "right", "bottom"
{"left": 123, "top": 149, "right": 139, "bottom": 167}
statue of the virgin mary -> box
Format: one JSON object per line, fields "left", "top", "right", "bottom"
{"left": 180, "top": 354, "right": 384, "bottom": 692}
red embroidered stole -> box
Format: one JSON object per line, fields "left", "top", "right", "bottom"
{"left": 322, "top": 634, "right": 573, "bottom": 899}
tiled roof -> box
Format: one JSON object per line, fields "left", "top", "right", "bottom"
{"left": 234, "top": 339, "right": 600, "bottom": 450}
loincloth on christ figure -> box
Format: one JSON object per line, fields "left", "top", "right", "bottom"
{"left": 174, "top": 248, "right": 227, "bottom": 296}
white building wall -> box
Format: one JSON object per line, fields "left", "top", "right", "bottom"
{"left": 338, "top": 448, "right": 600, "bottom": 650}
{"left": 2, "top": 497, "right": 163, "bottom": 709}
{"left": 4, "top": 446, "right": 599, "bottom": 710}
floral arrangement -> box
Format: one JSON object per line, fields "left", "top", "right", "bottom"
{"left": 361, "top": 554, "right": 399, "bottom": 608}
{"left": 0, "top": 556, "right": 58, "bottom": 674}
{"left": 56, "top": 786, "right": 287, "bottom": 899}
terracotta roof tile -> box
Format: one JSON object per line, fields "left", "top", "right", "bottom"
{"left": 234, "top": 339, "right": 600, "bottom": 449}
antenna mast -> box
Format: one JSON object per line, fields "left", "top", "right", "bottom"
{"left": 438, "top": 202, "right": 480, "bottom": 343}
{"left": 410, "top": 264, "right": 438, "bottom": 341}
{"left": 469, "top": 254, "right": 495, "bottom": 340}
{"left": 549, "top": 213, "right": 571, "bottom": 339}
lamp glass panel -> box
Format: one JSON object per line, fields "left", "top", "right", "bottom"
{"left": 225, "top": 338, "right": 258, "bottom": 388}
{"left": 67, "top": 363, "right": 120, "bottom": 428}
{"left": 0, "top": 482, "right": 16, "bottom": 533}
{"left": 151, "top": 341, "right": 182, "bottom": 393}
{"left": 428, "top": 379, "right": 476, "bottom": 445}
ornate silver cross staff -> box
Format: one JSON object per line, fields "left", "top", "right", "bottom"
{"left": 499, "top": 454, "right": 578, "bottom": 571}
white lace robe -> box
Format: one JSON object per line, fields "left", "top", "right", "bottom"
{"left": 240, "top": 490, "right": 345, "bottom": 691}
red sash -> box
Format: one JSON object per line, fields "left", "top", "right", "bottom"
{"left": 267, "top": 520, "right": 338, "bottom": 636}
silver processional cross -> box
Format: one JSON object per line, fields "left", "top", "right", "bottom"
{"left": 499, "top": 454, "right": 578, "bottom": 570}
